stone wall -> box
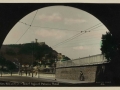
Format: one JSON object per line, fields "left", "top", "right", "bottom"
{"left": 56, "top": 65, "right": 97, "bottom": 82}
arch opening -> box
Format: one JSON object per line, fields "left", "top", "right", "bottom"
{"left": 0, "top": 5, "right": 109, "bottom": 82}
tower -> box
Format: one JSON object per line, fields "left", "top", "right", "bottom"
{"left": 35, "top": 39, "right": 38, "bottom": 43}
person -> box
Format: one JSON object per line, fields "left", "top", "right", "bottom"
{"left": 79, "top": 71, "right": 85, "bottom": 81}
{"left": 25, "top": 70, "right": 27, "bottom": 76}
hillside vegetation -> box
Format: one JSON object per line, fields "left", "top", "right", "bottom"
{"left": 0, "top": 42, "right": 70, "bottom": 67}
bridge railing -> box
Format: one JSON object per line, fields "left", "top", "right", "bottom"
{"left": 56, "top": 54, "right": 108, "bottom": 68}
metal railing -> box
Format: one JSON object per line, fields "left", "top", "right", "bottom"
{"left": 56, "top": 54, "right": 108, "bottom": 68}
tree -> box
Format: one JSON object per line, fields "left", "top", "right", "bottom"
{"left": 62, "top": 56, "right": 70, "bottom": 61}
{"left": 6, "top": 48, "right": 16, "bottom": 56}
{"left": 101, "top": 32, "right": 118, "bottom": 62}
{"left": 100, "top": 31, "right": 120, "bottom": 84}
{"left": 6, "top": 60, "right": 16, "bottom": 76}
{"left": 0, "top": 55, "right": 6, "bottom": 77}
{"left": 33, "top": 61, "right": 38, "bottom": 67}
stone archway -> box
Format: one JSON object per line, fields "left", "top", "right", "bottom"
{"left": 0, "top": 3, "right": 120, "bottom": 48}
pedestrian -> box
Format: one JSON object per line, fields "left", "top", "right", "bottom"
{"left": 79, "top": 71, "right": 85, "bottom": 81}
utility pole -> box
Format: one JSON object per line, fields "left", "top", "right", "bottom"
{"left": 19, "top": 63, "right": 20, "bottom": 75}
{"left": 31, "top": 41, "right": 34, "bottom": 77}
{"left": 38, "top": 64, "right": 39, "bottom": 78}
{"left": 38, "top": 61, "right": 41, "bottom": 78}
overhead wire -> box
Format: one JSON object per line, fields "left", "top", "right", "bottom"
{"left": 18, "top": 21, "right": 105, "bottom": 48}
{"left": 15, "top": 10, "right": 38, "bottom": 44}
{"left": 48, "top": 31, "right": 103, "bottom": 44}
{"left": 15, "top": 26, "right": 31, "bottom": 44}
{"left": 19, "top": 21, "right": 105, "bottom": 32}
{"left": 59, "top": 32, "right": 102, "bottom": 43}
{"left": 57, "top": 43, "right": 100, "bottom": 48}
{"left": 52, "top": 24, "right": 103, "bottom": 48}
{"left": 31, "top": 25, "right": 80, "bottom": 32}
{"left": 56, "top": 37, "right": 101, "bottom": 48}
{"left": 19, "top": 21, "right": 31, "bottom": 26}
{"left": 63, "top": 38, "right": 101, "bottom": 45}
{"left": 19, "top": 21, "right": 80, "bottom": 32}
{"left": 30, "top": 10, "right": 38, "bottom": 26}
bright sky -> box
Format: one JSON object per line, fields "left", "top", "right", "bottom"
{"left": 3, "top": 6, "right": 109, "bottom": 59}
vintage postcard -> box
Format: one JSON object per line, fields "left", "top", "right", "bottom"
{"left": 0, "top": 0, "right": 120, "bottom": 90}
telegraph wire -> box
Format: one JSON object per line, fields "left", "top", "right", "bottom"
{"left": 18, "top": 19, "right": 105, "bottom": 47}
{"left": 19, "top": 21, "right": 103, "bottom": 44}
{"left": 16, "top": 10, "right": 38, "bottom": 44}
{"left": 52, "top": 27, "right": 99, "bottom": 48}
{"left": 61, "top": 33, "right": 102, "bottom": 44}
{"left": 15, "top": 26, "right": 31, "bottom": 44}
{"left": 17, "top": 20, "right": 103, "bottom": 46}
{"left": 19, "top": 21, "right": 103, "bottom": 32}
{"left": 57, "top": 43, "right": 100, "bottom": 48}
{"left": 67, "top": 30, "right": 107, "bottom": 43}
{"left": 30, "top": 10, "right": 38, "bottom": 25}
{"left": 64, "top": 38, "right": 101, "bottom": 45}
{"left": 19, "top": 21, "right": 79, "bottom": 32}
{"left": 18, "top": 22, "right": 83, "bottom": 32}
{"left": 19, "top": 21, "right": 30, "bottom": 26}
{"left": 57, "top": 37, "right": 101, "bottom": 47}
{"left": 52, "top": 32, "right": 86, "bottom": 48}
{"left": 52, "top": 24, "right": 103, "bottom": 48}
{"left": 31, "top": 25, "right": 80, "bottom": 32}
{"left": 52, "top": 24, "right": 102, "bottom": 47}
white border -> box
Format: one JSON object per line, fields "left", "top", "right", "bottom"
{"left": 0, "top": 0, "right": 120, "bottom": 3}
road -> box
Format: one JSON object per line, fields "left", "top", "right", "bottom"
{"left": 0, "top": 76, "right": 73, "bottom": 86}
{"left": 0, "top": 73, "right": 107, "bottom": 86}
{"left": 0, "top": 76, "right": 101, "bottom": 86}
{"left": 0, "top": 76, "right": 55, "bottom": 82}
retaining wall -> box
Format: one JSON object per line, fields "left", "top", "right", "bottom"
{"left": 56, "top": 65, "right": 97, "bottom": 82}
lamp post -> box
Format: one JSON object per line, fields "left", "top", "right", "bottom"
{"left": 31, "top": 41, "right": 34, "bottom": 77}
{"left": 54, "top": 59, "right": 57, "bottom": 73}
{"left": 54, "top": 58, "right": 57, "bottom": 80}
{"left": 19, "top": 63, "right": 20, "bottom": 75}
{"left": 31, "top": 64, "right": 33, "bottom": 77}
{"left": 37, "top": 62, "right": 39, "bottom": 78}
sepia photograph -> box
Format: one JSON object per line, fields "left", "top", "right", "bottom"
{"left": 0, "top": 1, "right": 120, "bottom": 89}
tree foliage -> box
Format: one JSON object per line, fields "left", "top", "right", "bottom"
{"left": 0, "top": 55, "right": 17, "bottom": 76}
{"left": 18, "top": 43, "right": 58, "bottom": 66}
{"left": 1, "top": 42, "right": 70, "bottom": 67}
{"left": 0, "top": 55, "right": 6, "bottom": 70}
{"left": 100, "top": 31, "right": 120, "bottom": 84}
{"left": 6, "top": 48, "right": 16, "bottom": 55}
{"left": 6, "top": 60, "right": 16, "bottom": 71}
{"left": 100, "top": 32, "right": 118, "bottom": 62}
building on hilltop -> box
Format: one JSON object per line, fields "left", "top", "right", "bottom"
{"left": 57, "top": 53, "right": 70, "bottom": 61}
{"left": 38, "top": 42, "right": 45, "bottom": 46}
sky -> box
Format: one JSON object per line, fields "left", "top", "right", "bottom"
{"left": 3, "top": 6, "right": 109, "bottom": 59}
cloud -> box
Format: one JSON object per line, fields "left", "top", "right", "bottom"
{"left": 64, "top": 18, "right": 86, "bottom": 24}
{"left": 38, "top": 13, "right": 86, "bottom": 24}
{"left": 73, "top": 46, "right": 90, "bottom": 50}
{"left": 35, "top": 29, "right": 66, "bottom": 39}
{"left": 38, "top": 13, "right": 62, "bottom": 22}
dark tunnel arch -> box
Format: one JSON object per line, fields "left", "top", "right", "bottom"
{"left": 0, "top": 3, "right": 120, "bottom": 48}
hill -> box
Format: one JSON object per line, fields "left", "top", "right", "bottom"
{"left": 0, "top": 42, "right": 70, "bottom": 67}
